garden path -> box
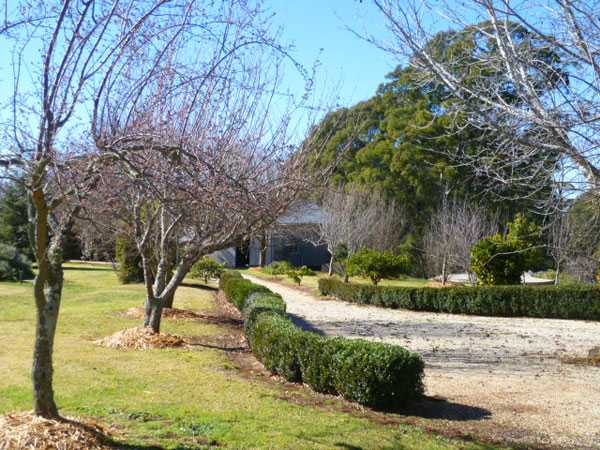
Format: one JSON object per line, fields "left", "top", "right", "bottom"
{"left": 243, "top": 274, "right": 600, "bottom": 449}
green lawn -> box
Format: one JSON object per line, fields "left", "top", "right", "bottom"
{"left": 239, "top": 268, "right": 428, "bottom": 296}
{"left": 0, "top": 263, "right": 494, "bottom": 449}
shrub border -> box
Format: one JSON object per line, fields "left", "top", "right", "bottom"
{"left": 318, "top": 277, "right": 600, "bottom": 321}
{"left": 219, "top": 271, "right": 424, "bottom": 409}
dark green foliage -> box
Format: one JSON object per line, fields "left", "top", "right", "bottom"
{"left": 189, "top": 257, "right": 225, "bottom": 283}
{"left": 0, "top": 182, "right": 32, "bottom": 259}
{"left": 318, "top": 278, "right": 600, "bottom": 321}
{"left": 115, "top": 234, "right": 143, "bottom": 284}
{"left": 250, "top": 314, "right": 303, "bottom": 382}
{"left": 346, "top": 248, "right": 410, "bottom": 285}
{"left": 328, "top": 338, "right": 424, "bottom": 408}
{"left": 471, "top": 214, "right": 543, "bottom": 285}
{"left": 220, "top": 272, "right": 424, "bottom": 408}
{"left": 261, "top": 260, "right": 294, "bottom": 275}
{"left": 220, "top": 278, "right": 270, "bottom": 311}
{"left": 471, "top": 237, "right": 523, "bottom": 285}
{"left": 0, "top": 243, "right": 34, "bottom": 281}
{"left": 218, "top": 270, "right": 243, "bottom": 289}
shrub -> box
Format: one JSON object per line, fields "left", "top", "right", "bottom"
{"left": 115, "top": 234, "right": 143, "bottom": 284}
{"left": 471, "top": 214, "right": 543, "bottom": 286}
{"left": 285, "top": 265, "right": 314, "bottom": 285}
{"left": 318, "top": 277, "right": 600, "bottom": 321}
{"left": 471, "top": 236, "right": 523, "bottom": 285}
{"left": 189, "top": 257, "right": 225, "bottom": 283}
{"left": 0, "top": 243, "right": 34, "bottom": 281}
{"left": 261, "top": 260, "right": 294, "bottom": 275}
{"left": 346, "top": 248, "right": 410, "bottom": 285}
{"left": 220, "top": 272, "right": 424, "bottom": 408}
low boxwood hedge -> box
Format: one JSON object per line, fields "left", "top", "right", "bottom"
{"left": 219, "top": 271, "right": 424, "bottom": 408}
{"left": 318, "top": 277, "right": 600, "bottom": 321}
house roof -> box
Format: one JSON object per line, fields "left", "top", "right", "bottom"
{"left": 277, "top": 202, "right": 324, "bottom": 225}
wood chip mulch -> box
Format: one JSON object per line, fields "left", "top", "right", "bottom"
{"left": 0, "top": 412, "right": 114, "bottom": 450}
{"left": 94, "top": 327, "right": 185, "bottom": 350}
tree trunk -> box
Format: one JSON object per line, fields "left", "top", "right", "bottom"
{"left": 30, "top": 187, "right": 62, "bottom": 418}
{"left": 259, "top": 233, "right": 267, "bottom": 267}
{"left": 162, "top": 291, "right": 175, "bottom": 309}
{"left": 143, "top": 296, "right": 163, "bottom": 332}
{"left": 32, "top": 276, "right": 61, "bottom": 418}
{"left": 328, "top": 253, "right": 335, "bottom": 276}
{"left": 441, "top": 254, "right": 448, "bottom": 286}
{"left": 555, "top": 261, "right": 561, "bottom": 285}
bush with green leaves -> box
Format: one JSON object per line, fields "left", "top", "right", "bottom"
{"left": 189, "top": 256, "right": 225, "bottom": 283}
{"left": 115, "top": 234, "right": 144, "bottom": 284}
{"left": 261, "top": 260, "right": 295, "bottom": 275}
{"left": 220, "top": 271, "right": 424, "bottom": 408}
{"left": 318, "top": 277, "right": 600, "bottom": 321}
{"left": 285, "top": 265, "right": 314, "bottom": 285}
{"left": 346, "top": 248, "right": 410, "bottom": 285}
{"left": 471, "top": 214, "right": 543, "bottom": 286}
{"left": 0, "top": 243, "right": 34, "bottom": 281}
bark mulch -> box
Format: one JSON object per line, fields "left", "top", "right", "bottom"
{"left": 0, "top": 412, "right": 114, "bottom": 450}
{"left": 94, "top": 327, "right": 185, "bottom": 350}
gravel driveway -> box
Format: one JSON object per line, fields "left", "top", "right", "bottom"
{"left": 243, "top": 274, "right": 600, "bottom": 449}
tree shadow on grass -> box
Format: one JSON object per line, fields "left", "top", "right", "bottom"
{"left": 50, "top": 417, "right": 164, "bottom": 450}
{"left": 62, "top": 266, "right": 113, "bottom": 272}
{"left": 180, "top": 282, "right": 218, "bottom": 292}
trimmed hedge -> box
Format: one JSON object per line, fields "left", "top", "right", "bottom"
{"left": 318, "top": 277, "right": 600, "bottom": 321}
{"left": 219, "top": 271, "right": 424, "bottom": 409}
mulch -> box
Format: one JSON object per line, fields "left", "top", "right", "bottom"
{"left": 94, "top": 327, "right": 185, "bottom": 350}
{"left": 0, "top": 412, "right": 114, "bottom": 450}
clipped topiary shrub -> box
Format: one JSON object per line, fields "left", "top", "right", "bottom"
{"left": 0, "top": 243, "right": 34, "bottom": 281}
{"left": 220, "top": 272, "right": 424, "bottom": 408}
{"left": 189, "top": 256, "right": 225, "bottom": 283}
{"left": 318, "top": 277, "right": 600, "bottom": 321}
{"left": 346, "top": 248, "right": 410, "bottom": 285}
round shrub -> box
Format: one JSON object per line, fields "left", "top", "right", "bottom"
{"left": 189, "top": 256, "right": 225, "bottom": 283}
{"left": 346, "top": 248, "right": 410, "bottom": 285}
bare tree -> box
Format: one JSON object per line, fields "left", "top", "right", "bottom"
{"left": 548, "top": 209, "right": 573, "bottom": 284}
{"left": 365, "top": 0, "right": 600, "bottom": 208}
{"left": 86, "top": 26, "right": 337, "bottom": 333}
{"left": 0, "top": 0, "right": 296, "bottom": 419}
{"left": 317, "top": 185, "right": 404, "bottom": 276}
{"left": 424, "top": 196, "right": 497, "bottom": 285}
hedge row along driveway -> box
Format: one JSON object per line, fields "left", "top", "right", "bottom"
{"left": 318, "top": 278, "right": 600, "bottom": 321}
{"left": 219, "top": 271, "right": 424, "bottom": 409}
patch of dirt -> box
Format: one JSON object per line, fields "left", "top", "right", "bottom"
{"left": 0, "top": 412, "right": 114, "bottom": 450}
{"left": 118, "top": 306, "right": 243, "bottom": 327}
{"left": 214, "top": 291, "right": 243, "bottom": 322}
{"left": 118, "top": 307, "right": 200, "bottom": 320}
{"left": 94, "top": 327, "right": 185, "bottom": 350}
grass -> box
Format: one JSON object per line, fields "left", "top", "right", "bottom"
{"left": 533, "top": 269, "right": 592, "bottom": 286}
{"left": 239, "top": 267, "right": 428, "bottom": 296}
{"left": 0, "top": 263, "right": 496, "bottom": 449}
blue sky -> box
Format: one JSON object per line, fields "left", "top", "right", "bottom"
{"left": 267, "top": 0, "right": 397, "bottom": 108}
